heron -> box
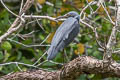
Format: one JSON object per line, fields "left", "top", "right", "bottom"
{"left": 47, "top": 11, "right": 80, "bottom": 60}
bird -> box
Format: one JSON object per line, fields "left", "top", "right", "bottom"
{"left": 47, "top": 11, "right": 80, "bottom": 60}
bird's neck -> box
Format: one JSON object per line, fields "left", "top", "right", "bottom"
{"left": 74, "top": 15, "right": 80, "bottom": 22}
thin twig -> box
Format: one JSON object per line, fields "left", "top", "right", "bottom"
{"left": 7, "top": 38, "right": 50, "bottom": 47}
{"left": 36, "top": 18, "right": 45, "bottom": 32}
{"left": 33, "top": 51, "right": 47, "bottom": 66}
{"left": 0, "top": 0, "right": 20, "bottom": 18}
{"left": 24, "top": 15, "right": 65, "bottom": 22}
{"left": 99, "top": 0, "right": 115, "bottom": 25}
{"left": 19, "top": 0, "right": 24, "bottom": 13}
{"left": 0, "top": 62, "right": 38, "bottom": 68}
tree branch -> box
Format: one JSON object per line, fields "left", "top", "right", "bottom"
{"left": 103, "top": 0, "right": 120, "bottom": 60}
{"left": 0, "top": 0, "right": 34, "bottom": 43}
{"left": 1, "top": 56, "right": 120, "bottom": 80}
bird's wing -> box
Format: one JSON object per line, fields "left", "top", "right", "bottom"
{"left": 47, "top": 17, "right": 80, "bottom": 60}
{"left": 51, "top": 17, "right": 77, "bottom": 46}
{"left": 63, "top": 23, "right": 80, "bottom": 46}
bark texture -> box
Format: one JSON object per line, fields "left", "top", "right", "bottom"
{"left": 1, "top": 56, "right": 120, "bottom": 80}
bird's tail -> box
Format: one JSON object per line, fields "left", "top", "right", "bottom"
{"left": 47, "top": 46, "right": 58, "bottom": 60}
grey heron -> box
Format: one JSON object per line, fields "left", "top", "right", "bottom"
{"left": 47, "top": 11, "right": 80, "bottom": 60}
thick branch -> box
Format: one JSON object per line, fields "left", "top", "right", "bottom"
{"left": 1, "top": 56, "right": 120, "bottom": 80}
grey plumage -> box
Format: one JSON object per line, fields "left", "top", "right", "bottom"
{"left": 47, "top": 11, "right": 80, "bottom": 60}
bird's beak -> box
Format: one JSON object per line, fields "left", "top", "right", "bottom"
{"left": 55, "top": 14, "right": 68, "bottom": 20}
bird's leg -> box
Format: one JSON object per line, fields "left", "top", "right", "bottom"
{"left": 61, "top": 49, "right": 65, "bottom": 63}
{"left": 84, "top": 47, "right": 88, "bottom": 56}
{"left": 63, "top": 49, "right": 70, "bottom": 62}
{"left": 78, "top": 52, "right": 81, "bottom": 57}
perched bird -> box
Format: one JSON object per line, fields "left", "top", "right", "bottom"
{"left": 47, "top": 11, "right": 80, "bottom": 60}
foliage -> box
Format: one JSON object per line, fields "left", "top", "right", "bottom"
{"left": 0, "top": 0, "right": 120, "bottom": 80}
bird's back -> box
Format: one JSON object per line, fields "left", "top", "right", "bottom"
{"left": 47, "top": 17, "right": 80, "bottom": 60}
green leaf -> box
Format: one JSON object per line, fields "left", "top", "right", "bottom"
{"left": 1, "top": 41, "right": 12, "bottom": 51}
{"left": 0, "top": 51, "right": 4, "bottom": 60}
{"left": 0, "top": 66, "right": 3, "bottom": 71}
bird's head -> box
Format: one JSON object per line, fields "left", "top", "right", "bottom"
{"left": 56, "top": 11, "right": 80, "bottom": 22}
{"left": 64, "top": 11, "right": 79, "bottom": 17}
